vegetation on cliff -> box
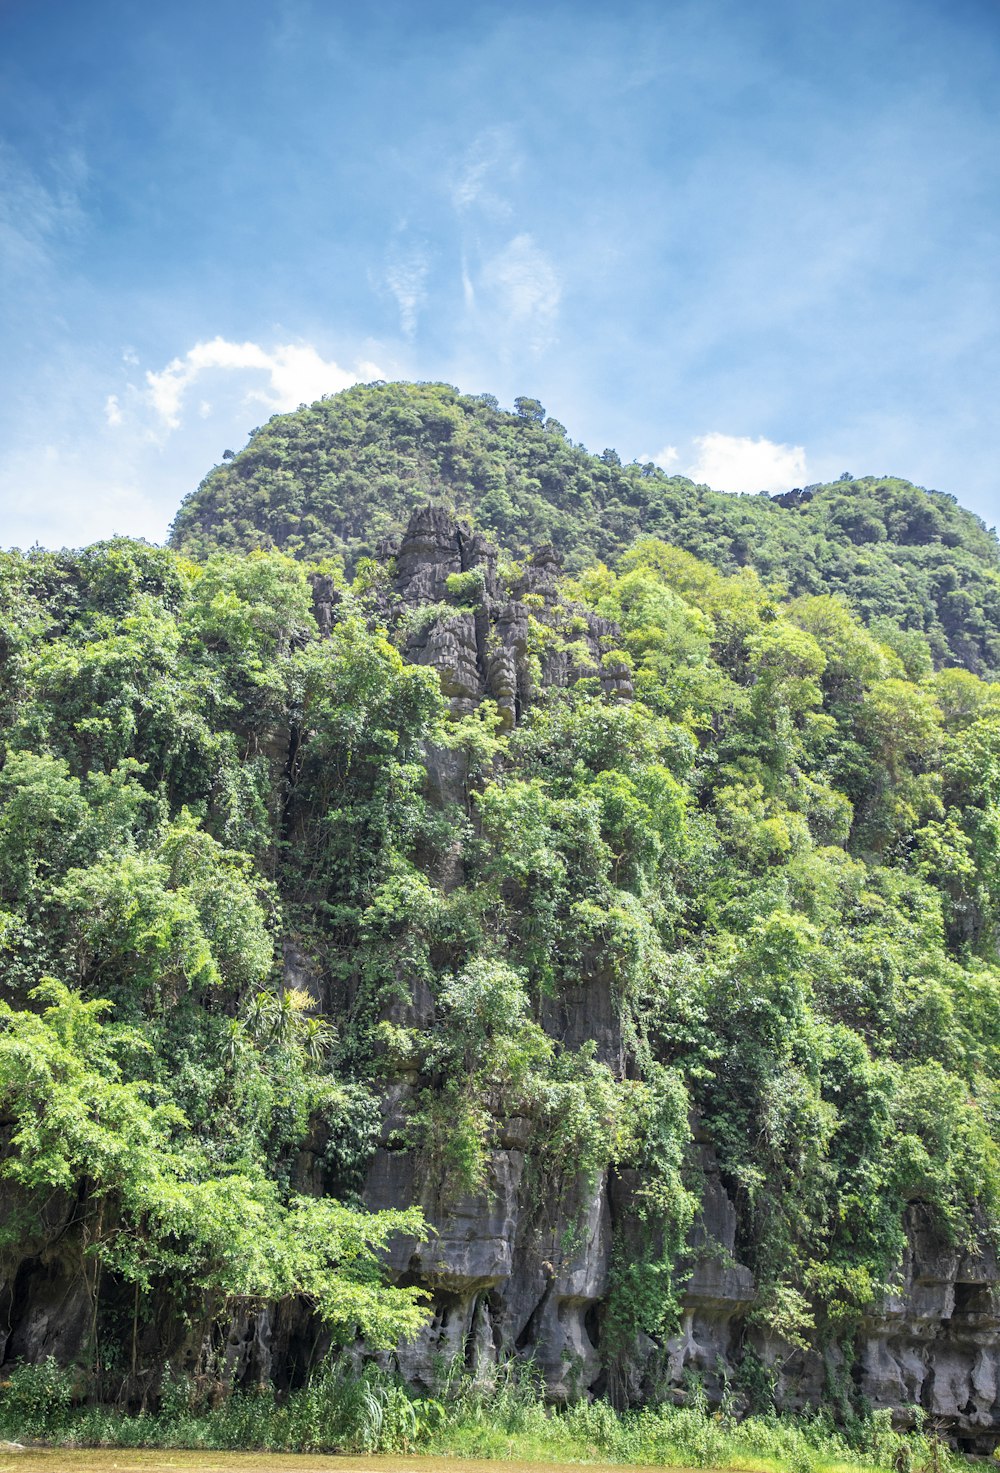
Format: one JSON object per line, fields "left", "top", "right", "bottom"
{"left": 3, "top": 385, "right": 1000, "bottom": 1436}
{"left": 171, "top": 381, "right": 1000, "bottom": 674}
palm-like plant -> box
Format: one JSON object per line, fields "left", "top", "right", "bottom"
{"left": 242, "top": 986, "right": 335, "bottom": 1064}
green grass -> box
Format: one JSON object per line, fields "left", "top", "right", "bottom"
{"left": 0, "top": 1357, "right": 959, "bottom": 1473}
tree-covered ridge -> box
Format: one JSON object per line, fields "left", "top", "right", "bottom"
{"left": 3, "top": 531, "right": 1000, "bottom": 1405}
{"left": 170, "top": 380, "right": 1000, "bottom": 674}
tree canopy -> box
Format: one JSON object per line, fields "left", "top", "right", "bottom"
{"left": 171, "top": 381, "right": 1000, "bottom": 674}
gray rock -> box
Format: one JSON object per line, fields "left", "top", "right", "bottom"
{"left": 391, "top": 506, "right": 628, "bottom": 729}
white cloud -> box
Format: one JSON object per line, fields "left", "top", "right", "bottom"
{"left": 3, "top": 332, "right": 396, "bottom": 551}
{"left": 481, "top": 234, "right": 561, "bottom": 352}
{"left": 688, "top": 432, "right": 807, "bottom": 493}
{"left": 144, "top": 337, "right": 380, "bottom": 430}
{"left": 641, "top": 444, "right": 679, "bottom": 470}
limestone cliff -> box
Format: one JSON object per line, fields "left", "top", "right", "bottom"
{"left": 359, "top": 509, "right": 1000, "bottom": 1449}
{"left": 3, "top": 504, "right": 1000, "bottom": 1451}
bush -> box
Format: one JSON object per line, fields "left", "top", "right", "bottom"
{"left": 0, "top": 1357, "right": 74, "bottom": 1438}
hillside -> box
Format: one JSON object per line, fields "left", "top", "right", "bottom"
{"left": 5, "top": 393, "right": 1000, "bottom": 1450}
{"left": 170, "top": 380, "right": 1000, "bottom": 674}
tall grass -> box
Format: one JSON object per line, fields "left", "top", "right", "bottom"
{"left": 0, "top": 1356, "right": 961, "bottom": 1473}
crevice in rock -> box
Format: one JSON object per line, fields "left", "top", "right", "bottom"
{"left": 516, "top": 1280, "right": 554, "bottom": 1353}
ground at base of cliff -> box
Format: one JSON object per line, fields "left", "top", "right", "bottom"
{"left": 0, "top": 1455, "right": 958, "bottom": 1473}
{"left": 0, "top": 1385, "right": 965, "bottom": 1473}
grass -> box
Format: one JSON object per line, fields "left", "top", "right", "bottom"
{"left": 0, "top": 1357, "right": 961, "bottom": 1473}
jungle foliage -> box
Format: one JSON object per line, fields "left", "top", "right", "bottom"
{"left": 4, "top": 387, "right": 1000, "bottom": 1410}
{"left": 171, "top": 381, "right": 1000, "bottom": 674}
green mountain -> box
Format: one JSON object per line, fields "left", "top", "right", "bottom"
{"left": 5, "top": 383, "right": 1000, "bottom": 1449}
{"left": 171, "top": 379, "right": 1000, "bottom": 674}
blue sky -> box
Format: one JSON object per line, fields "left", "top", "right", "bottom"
{"left": 1, "top": 0, "right": 998, "bottom": 548}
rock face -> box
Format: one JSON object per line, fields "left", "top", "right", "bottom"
{"left": 391, "top": 506, "right": 632, "bottom": 731}
{"left": 363, "top": 1140, "right": 611, "bottom": 1404}
{"left": 664, "top": 1138, "right": 757, "bottom": 1403}
{"left": 0, "top": 1207, "right": 93, "bottom": 1371}
{"left": 356, "top": 1127, "right": 1000, "bottom": 1448}
{"left": 851, "top": 1208, "right": 1000, "bottom": 1449}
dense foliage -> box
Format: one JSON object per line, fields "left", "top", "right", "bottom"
{"left": 171, "top": 381, "right": 1000, "bottom": 673}
{"left": 0, "top": 542, "right": 434, "bottom": 1384}
{"left": 5, "top": 386, "right": 1000, "bottom": 1423}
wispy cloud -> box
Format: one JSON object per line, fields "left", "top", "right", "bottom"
{"left": 688, "top": 432, "right": 807, "bottom": 493}
{"left": 143, "top": 337, "right": 381, "bottom": 431}
{"left": 385, "top": 237, "right": 430, "bottom": 338}
{"left": 460, "top": 254, "right": 476, "bottom": 310}
{"left": 452, "top": 127, "right": 519, "bottom": 217}
{"left": 0, "top": 140, "right": 86, "bottom": 279}
{"left": 480, "top": 233, "right": 561, "bottom": 353}
{"left": 448, "top": 127, "right": 560, "bottom": 357}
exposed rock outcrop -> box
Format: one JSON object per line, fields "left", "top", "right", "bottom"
{"left": 853, "top": 1209, "right": 1000, "bottom": 1449}
{"left": 356, "top": 1125, "right": 1000, "bottom": 1448}
{"left": 363, "top": 1141, "right": 610, "bottom": 1404}
{"left": 393, "top": 506, "right": 632, "bottom": 730}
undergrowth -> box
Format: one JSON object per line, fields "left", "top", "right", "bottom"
{"left": 0, "top": 1357, "right": 962, "bottom": 1473}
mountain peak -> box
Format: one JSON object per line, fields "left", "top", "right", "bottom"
{"left": 170, "top": 380, "right": 1000, "bottom": 674}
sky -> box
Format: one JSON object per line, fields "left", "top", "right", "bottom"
{"left": 1, "top": 0, "right": 998, "bottom": 548}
